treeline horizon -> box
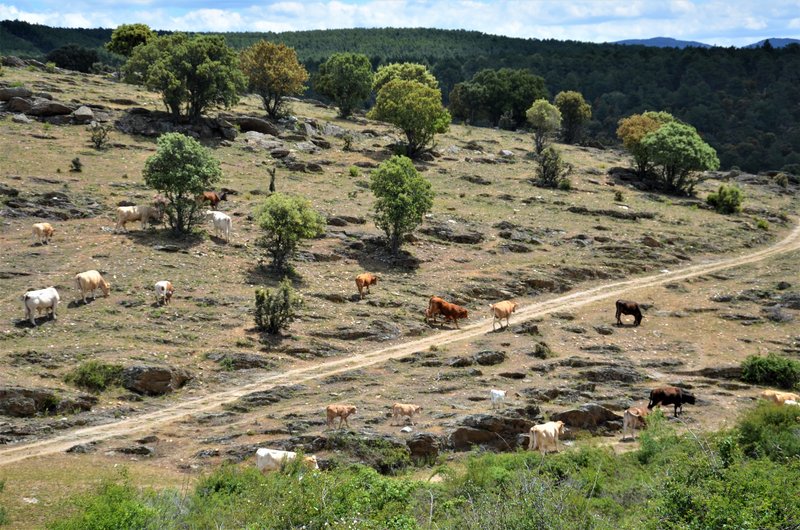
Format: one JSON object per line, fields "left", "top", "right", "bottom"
{"left": 2, "top": 19, "right": 800, "bottom": 173}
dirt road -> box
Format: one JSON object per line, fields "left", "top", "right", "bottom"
{"left": 2, "top": 222, "right": 799, "bottom": 466}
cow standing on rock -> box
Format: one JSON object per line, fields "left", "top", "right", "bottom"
{"left": 615, "top": 299, "right": 643, "bottom": 326}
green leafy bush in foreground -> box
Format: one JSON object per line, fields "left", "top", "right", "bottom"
{"left": 49, "top": 403, "right": 800, "bottom": 529}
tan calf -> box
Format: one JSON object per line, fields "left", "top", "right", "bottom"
{"left": 326, "top": 404, "right": 357, "bottom": 429}
{"left": 32, "top": 222, "right": 55, "bottom": 245}
{"left": 74, "top": 270, "right": 111, "bottom": 304}
{"left": 391, "top": 403, "right": 422, "bottom": 426}
{"left": 355, "top": 273, "right": 378, "bottom": 300}
{"left": 489, "top": 300, "right": 518, "bottom": 330}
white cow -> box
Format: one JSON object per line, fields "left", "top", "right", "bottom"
{"left": 115, "top": 204, "right": 162, "bottom": 232}
{"left": 528, "top": 421, "right": 566, "bottom": 454}
{"left": 490, "top": 389, "right": 506, "bottom": 409}
{"left": 205, "top": 210, "right": 232, "bottom": 242}
{"left": 255, "top": 448, "right": 319, "bottom": 472}
{"left": 74, "top": 270, "right": 111, "bottom": 304}
{"left": 155, "top": 280, "right": 174, "bottom": 305}
{"left": 22, "top": 286, "right": 60, "bottom": 326}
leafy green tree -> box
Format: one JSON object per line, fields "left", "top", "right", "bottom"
{"left": 448, "top": 81, "right": 486, "bottom": 124}
{"left": 142, "top": 132, "right": 222, "bottom": 235}
{"left": 368, "top": 79, "right": 450, "bottom": 158}
{"left": 373, "top": 62, "right": 438, "bottom": 93}
{"left": 254, "top": 193, "right": 326, "bottom": 272}
{"left": 315, "top": 52, "right": 373, "bottom": 118}
{"left": 471, "top": 68, "right": 547, "bottom": 127}
{"left": 555, "top": 90, "right": 592, "bottom": 144}
{"left": 240, "top": 40, "right": 308, "bottom": 119}
{"left": 640, "top": 121, "right": 720, "bottom": 195}
{"left": 105, "top": 23, "right": 155, "bottom": 58}
{"left": 616, "top": 111, "right": 676, "bottom": 176}
{"left": 124, "top": 33, "right": 246, "bottom": 122}
{"left": 254, "top": 278, "right": 302, "bottom": 334}
{"left": 526, "top": 99, "right": 562, "bottom": 154}
{"left": 370, "top": 155, "right": 434, "bottom": 253}
{"left": 46, "top": 44, "right": 98, "bottom": 73}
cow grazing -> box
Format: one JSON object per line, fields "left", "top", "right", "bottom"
{"left": 22, "top": 287, "right": 60, "bottom": 326}
{"left": 490, "top": 389, "right": 507, "bottom": 409}
{"left": 32, "top": 222, "right": 55, "bottom": 245}
{"left": 326, "top": 404, "right": 357, "bottom": 429}
{"left": 528, "top": 421, "right": 566, "bottom": 454}
{"left": 622, "top": 406, "right": 649, "bottom": 441}
{"left": 391, "top": 403, "right": 422, "bottom": 426}
{"left": 74, "top": 270, "right": 111, "bottom": 304}
{"left": 647, "top": 386, "right": 695, "bottom": 417}
{"left": 759, "top": 389, "right": 800, "bottom": 405}
{"left": 355, "top": 273, "right": 379, "bottom": 300}
{"left": 615, "top": 300, "right": 643, "bottom": 326}
{"left": 204, "top": 210, "right": 232, "bottom": 242}
{"left": 255, "top": 448, "right": 319, "bottom": 472}
{"left": 197, "top": 191, "right": 228, "bottom": 208}
{"left": 115, "top": 204, "right": 163, "bottom": 232}
{"left": 425, "top": 296, "right": 468, "bottom": 329}
{"left": 155, "top": 280, "right": 175, "bottom": 306}
{"left": 489, "top": 300, "right": 518, "bottom": 330}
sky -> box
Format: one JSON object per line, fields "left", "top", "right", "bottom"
{"left": 2, "top": 0, "right": 799, "bottom": 46}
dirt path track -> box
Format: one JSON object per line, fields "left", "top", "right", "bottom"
{"left": 2, "top": 223, "right": 799, "bottom": 466}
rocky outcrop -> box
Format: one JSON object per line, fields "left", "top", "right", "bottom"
{"left": 450, "top": 413, "right": 538, "bottom": 451}
{"left": 0, "top": 86, "right": 32, "bottom": 101}
{"left": 474, "top": 350, "right": 506, "bottom": 366}
{"left": 310, "top": 320, "right": 402, "bottom": 341}
{"left": 121, "top": 365, "right": 192, "bottom": 396}
{"left": 229, "top": 384, "right": 305, "bottom": 412}
{"left": 235, "top": 116, "right": 279, "bottom": 136}
{"left": 419, "top": 222, "right": 484, "bottom": 244}
{"left": 206, "top": 352, "right": 274, "bottom": 370}
{"left": 550, "top": 403, "right": 623, "bottom": 431}
{"left": 406, "top": 432, "right": 441, "bottom": 461}
{"left": 115, "top": 109, "right": 237, "bottom": 140}
{"left": 0, "top": 387, "right": 96, "bottom": 417}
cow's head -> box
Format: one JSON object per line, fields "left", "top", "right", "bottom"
{"left": 456, "top": 308, "right": 469, "bottom": 319}
{"left": 555, "top": 421, "right": 566, "bottom": 434}
{"left": 683, "top": 391, "right": 696, "bottom": 405}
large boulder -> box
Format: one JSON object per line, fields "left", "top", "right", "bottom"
{"left": 6, "top": 97, "right": 32, "bottom": 113}
{"left": 236, "top": 116, "right": 279, "bottom": 136}
{"left": 0, "top": 387, "right": 96, "bottom": 417}
{"left": 474, "top": 350, "right": 506, "bottom": 366}
{"left": 29, "top": 99, "right": 74, "bottom": 117}
{"left": 406, "top": 432, "right": 441, "bottom": 462}
{"left": 420, "top": 222, "right": 484, "bottom": 244}
{"left": 72, "top": 105, "right": 95, "bottom": 123}
{"left": 450, "top": 414, "right": 536, "bottom": 451}
{"left": 0, "top": 86, "right": 32, "bottom": 101}
{"left": 121, "top": 365, "right": 192, "bottom": 395}
{"left": 550, "top": 403, "right": 623, "bottom": 431}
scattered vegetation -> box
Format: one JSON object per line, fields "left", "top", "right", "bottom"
{"left": 65, "top": 361, "right": 124, "bottom": 392}
{"left": 314, "top": 52, "right": 373, "bottom": 118}
{"left": 254, "top": 278, "right": 302, "bottom": 334}
{"left": 348, "top": 165, "right": 360, "bottom": 178}
{"left": 370, "top": 155, "right": 434, "bottom": 254}
{"left": 253, "top": 193, "right": 325, "bottom": 271}
{"left": 554, "top": 90, "right": 591, "bottom": 144}
{"left": 239, "top": 40, "right": 308, "bottom": 118}
{"left": 741, "top": 353, "right": 800, "bottom": 390}
{"left": 47, "top": 406, "right": 800, "bottom": 529}
{"left": 69, "top": 157, "right": 82, "bottom": 172}
{"left": 755, "top": 217, "right": 770, "bottom": 230}
{"left": 89, "top": 123, "right": 110, "bottom": 149}
{"left": 534, "top": 146, "right": 571, "bottom": 189}
{"left": 526, "top": 98, "right": 561, "bottom": 154}
{"left": 707, "top": 184, "right": 744, "bottom": 213}
{"left": 142, "top": 132, "right": 222, "bottom": 235}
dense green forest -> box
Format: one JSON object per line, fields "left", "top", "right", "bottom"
{"left": 2, "top": 20, "right": 800, "bottom": 173}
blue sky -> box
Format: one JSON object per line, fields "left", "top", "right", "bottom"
{"left": 2, "top": 0, "right": 799, "bottom": 46}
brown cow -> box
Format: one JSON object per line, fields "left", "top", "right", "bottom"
{"left": 648, "top": 386, "right": 695, "bottom": 417}
{"left": 326, "top": 404, "right": 357, "bottom": 429}
{"left": 196, "top": 191, "right": 228, "bottom": 208}
{"left": 355, "top": 273, "right": 378, "bottom": 300}
{"left": 425, "top": 296, "right": 468, "bottom": 329}
{"left": 615, "top": 299, "right": 643, "bottom": 326}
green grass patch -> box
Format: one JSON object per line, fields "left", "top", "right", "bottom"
{"left": 64, "top": 361, "right": 123, "bottom": 392}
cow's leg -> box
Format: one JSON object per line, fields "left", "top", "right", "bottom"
{"left": 616, "top": 308, "right": 622, "bottom": 325}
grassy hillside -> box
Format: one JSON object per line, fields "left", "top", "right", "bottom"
{"left": 0, "top": 64, "right": 799, "bottom": 528}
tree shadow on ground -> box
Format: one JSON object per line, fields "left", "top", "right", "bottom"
{"left": 118, "top": 228, "right": 206, "bottom": 250}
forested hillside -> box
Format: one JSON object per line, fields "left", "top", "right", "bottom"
{"left": 3, "top": 20, "right": 799, "bottom": 172}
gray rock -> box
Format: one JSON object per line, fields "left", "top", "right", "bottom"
{"left": 450, "top": 414, "right": 536, "bottom": 451}
{"left": 448, "top": 356, "right": 474, "bottom": 367}
{"left": 420, "top": 222, "right": 484, "bottom": 244}
{"left": 121, "top": 365, "right": 192, "bottom": 396}
{"left": 29, "top": 100, "right": 74, "bottom": 117}
{"left": 550, "top": 403, "right": 623, "bottom": 431}
{"left": 0, "top": 86, "right": 32, "bottom": 101}
{"left": 230, "top": 384, "right": 305, "bottom": 411}
{"left": 311, "top": 320, "right": 402, "bottom": 341}
{"left": 474, "top": 350, "right": 506, "bottom": 366}
{"left": 11, "top": 113, "right": 32, "bottom": 124}
{"left": 406, "top": 432, "right": 440, "bottom": 461}
{"left": 6, "top": 97, "right": 32, "bottom": 113}
{"left": 237, "top": 116, "right": 279, "bottom": 136}
{"left": 295, "top": 141, "right": 320, "bottom": 153}
{"left": 206, "top": 352, "right": 273, "bottom": 370}
{"left": 0, "top": 387, "right": 95, "bottom": 417}
{"left": 593, "top": 325, "right": 614, "bottom": 335}
{"left": 580, "top": 365, "right": 643, "bottom": 383}
{"left": 72, "top": 105, "right": 94, "bottom": 123}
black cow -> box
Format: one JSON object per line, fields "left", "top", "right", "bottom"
{"left": 615, "top": 299, "right": 643, "bottom": 326}
{"left": 647, "top": 386, "right": 696, "bottom": 417}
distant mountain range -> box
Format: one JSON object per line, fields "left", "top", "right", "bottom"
{"left": 614, "top": 36, "right": 800, "bottom": 49}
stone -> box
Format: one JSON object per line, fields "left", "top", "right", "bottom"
{"left": 593, "top": 325, "right": 614, "bottom": 335}
{"left": 641, "top": 235, "right": 663, "bottom": 248}
{"left": 420, "top": 222, "right": 484, "bottom": 244}
{"left": 450, "top": 414, "right": 536, "bottom": 451}
{"left": 406, "top": 432, "right": 440, "bottom": 461}
{"left": 206, "top": 352, "right": 273, "bottom": 370}
{"left": 230, "top": 384, "right": 305, "bottom": 411}
{"left": 6, "top": 97, "right": 32, "bottom": 113}
{"left": 499, "top": 371, "right": 526, "bottom": 379}
{"left": 115, "top": 445, "right": 155, "bottom": 456}
{"left": 310, "top": 320, "right": 402, "bottom": 341}
{"left": 474, "top": 350, "right": 506, "bottom": 366}
{"left": 0, "top": 386, "right": 94, "bottom": 417}
{"left": 512, "top": 321, "right": 541, "bottom": 335}
{"left": 29, "top": 100, "right": 74, "bottom": 117}
{"left": 447, "top": 356, "right": 474, "bottom": 367}
{"left": 72, "top": 105, "right": 94, "bottom": 123}
{"left": 66, "top": 442, "right": 97, "bottom": 454}
{"left": 400, "top": 426, "right": 413, "bottom": 433}
{"left": 550, "top": 403, "right": 623, "bottom": 431}
{"left": 237, "top": 116, "right": 279, "bottom": 136}
{"left": 121, "top": 365, "right": 192, "bottom": 396}
{"left": 1, "top": 56, "right": 27, "bottom": 67}
{"left": 11, "top": 113, "right": 32, "bottom": 124}
{"left": 295, "top": 141, "right": 320, "bottom": 153}
{"left": 0, "top": 86, "right": 32, "bottom": 101}
{"left": 580, "top": 365, "right": 643, "bottom": 383}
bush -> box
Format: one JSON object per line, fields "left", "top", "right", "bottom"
{"left": 349, "top": 166, "right": 360, "bottom": 178}
{"left": 70, "top": 157, "right": 83, "bottom": 172}
{"left": 46, "top": 44, "right": 99, "bottom": 73}
{"left": 49, "top": 479, "right": 155, "bottom": 530}
{"left": 706, "top": 184, "right": 744, "bottom": 214}
{"left": 254, "top": 278, "right": 301, "bottom": 334}
{"left": 535, "top": 146, "right": 571, "bottom": 188}
{"left": 89, "top": 123, "right": 110, "bottom": 149}
{"left": 755, "top": 217, "right": 770, "bottom": 230}
{"left": 557, "top": 178, "right": 572, "bottom": 191}
{"left": 0, "top": 479, "right": 6, "bottom": 526}
{"left": 65, "top": 361, "right": 124, "bottom": 392}
{"left": 254, "top": 193, "right": 325, "bottom": 271}
{"left": 614, "top": 190, "right": 624, "bottom": 202}
{"left": 741, "top": 353, "right": 800, "bottom": 389}
{"left": 737, "top": 401, "right": 800, "bottom": 461}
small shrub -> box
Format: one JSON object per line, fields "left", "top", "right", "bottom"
{"left": 737, "top": 401, "right": 800, "bottom": 460}
{"left": 70, "top": 157, "right": 83, "bottom": 173}
{"left": 531, "top": 341, "right": 556, "bottom": 359}
{"left": 755, "top": 217, "right": 770, "bottom": 230}
{"left": 774, "top": 173, "right": 789, "bottom": 187}
{"left": 557, "top": 178, "right": 572, "bottom": 191}
{"left": 535, "top": 146, "right": 571, "bottom": 188}
{"left": 614, "top": 190, "right": 624, "bottom": 202}
{"left": 706, "top": 184, "right": 744, "bottom": 214}
{"left": 49, "top": 479, "right": 155, "bottom": 530}
{"left": 342, "top": 133, "right": 354, "bottom": 151}
{"left": 89, "top": 123, "right": 110, "bottom": 149}
{"left": 45, "top": 61, "right": 57, "bottom": 73}
{"left": 741, "top": 353, "right": 800, "bottom": 389}
{"left": 254, "top": 278, "right": 302, "bottom": 334}
{"left": 349, "top": 165, "right": 360, "bottom": 178}
{"left": 65, "top": 361, "right": 124, "bottom": 392}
